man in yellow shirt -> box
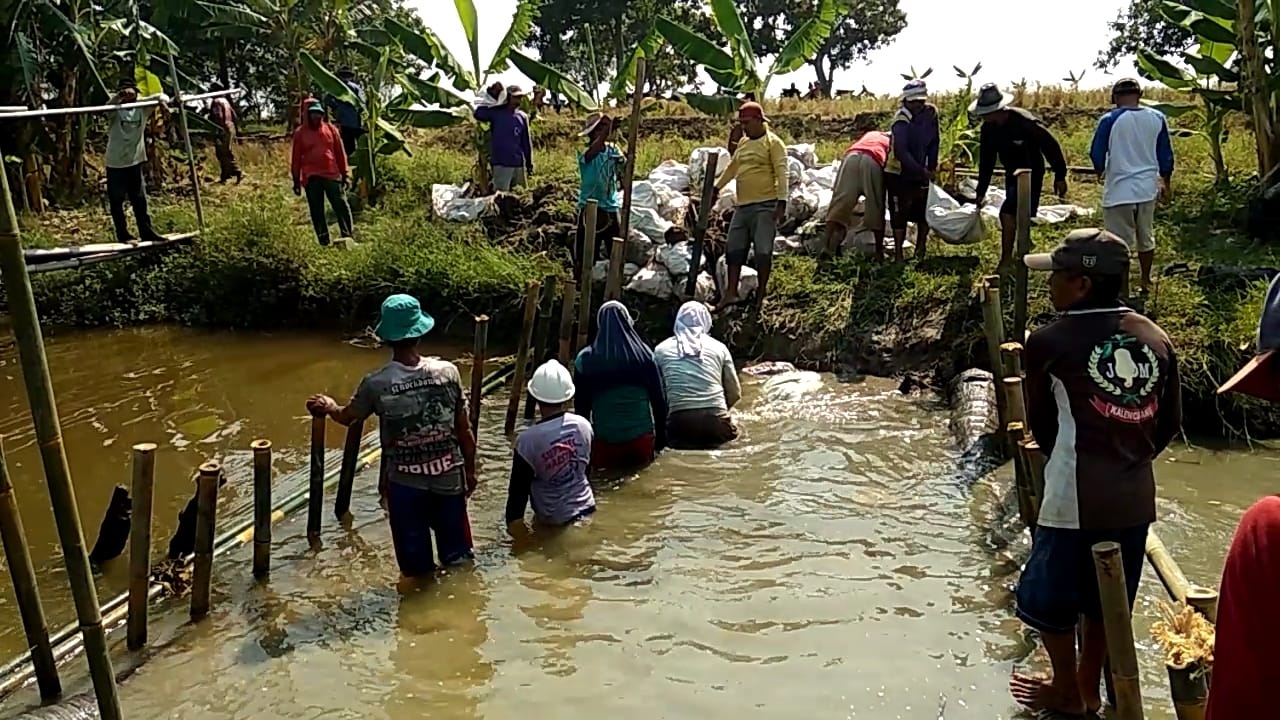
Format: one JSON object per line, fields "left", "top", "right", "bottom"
{"left": 714, "top": 101, "right": 787, "bottom": 311}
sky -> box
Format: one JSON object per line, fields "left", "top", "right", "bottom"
{"left": 408, "top": 0, "right": 1141, "bottom": 97}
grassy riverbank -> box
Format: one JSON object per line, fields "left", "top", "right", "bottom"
{"left": 14, "top": 99, "right": 1280, "bottom": 436}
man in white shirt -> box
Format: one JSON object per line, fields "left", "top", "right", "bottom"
{"left": 1089, "top": 78, "right": 1174, "bottom": 296}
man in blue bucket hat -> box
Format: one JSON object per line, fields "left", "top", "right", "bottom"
{"left": 308, "top": 294, "right": 478, "bottom": 581}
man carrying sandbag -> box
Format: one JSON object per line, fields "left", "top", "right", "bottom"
{"left": 885, "top": 79, "right": 939, "bottom": 261}
{"left": 821, "top": 131, "right": 890, "bottom": 260}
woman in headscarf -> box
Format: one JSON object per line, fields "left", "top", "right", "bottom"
{"left": 653, "top": 302, "right": 741, "bottom": 449}
{"left": 1205, "top": 495, "right": 1280, "bottom": 719}
{"left": 574, "top": 301, "right": 667, "bottom": 471}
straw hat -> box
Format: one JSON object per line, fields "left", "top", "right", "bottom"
{"left": 969, "top": 83, "right": 1014, "bottom": 116}
{"left": 580, "top": 112, "right": 607, "bottom": 136}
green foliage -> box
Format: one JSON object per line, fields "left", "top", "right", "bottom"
{"left": 1096, "top": 0, "right": 1196, "bottom": 70}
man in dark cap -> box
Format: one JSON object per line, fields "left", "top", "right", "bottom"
{"left": 1091, "top": 78, "right": 1175, "bottom": 297}
{"left": 106, "top": 75, "right": 169, "bottom": 243}
{"left": 474, "top": 82, "right": 533, "bottom": 192}
{"left": 1011, "top": 228, "right": 1182, "bottom": 717}
{"left": 970, "top": 84, "right": 1069, "bottom": 270}
{"left": 326, "top": 68, "right": 365, "bottom": 157}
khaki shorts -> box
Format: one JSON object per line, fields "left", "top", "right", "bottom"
{"left": 1103, "top": 201, "right": 1156, "bottom": 253}
{"left": 492, "top": 165, "right": 527, "bottom": 191}
{"left": 827, "top": 152, "right": 885, "bottom": 231}
{"left": 727, "top": 201, "right": 777, "bottom": 265}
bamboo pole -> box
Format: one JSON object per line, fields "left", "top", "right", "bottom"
{"left": 686, "top": 153, "right": 720, "bottom": 296}
{"left": 167, "top": 52, "right": 205, "bottom": 230}
{"left": 605, "top": 236, "right": 626, "bottom": 300}
{"left": 1185, "top": 587, "right": 1219, "bottom": 624}
{"left": 1013, "top": 169, "right": 1033, "bottom": 344}
{"left": 334, "top": 419, "right": 364, "bottom": 521}
{"left": 127, "top": 442, "right": 156, "bottom": 651}
{"left": 190, "top": 461, "right": 220, "bottom": 620}
{"left": 981, "top": 277, "right": 1010, "bottom": 437}
{"left": 0, "top": 437, "right": 61, "bottom": 699}
{"left": 251, "top": 439, "right": 271, "bottom": 579}
{"left": 1021, "top": 439, "right": 1046, "bottom": 513}
{"left": 1000, "top": 342, "right": 1028, "bottom": 421}
{"left": 524, "top": 274, "right": 558, "bottom": 420}
{"left": 1167, "top": 663, "right": 1208, "bottom": 720}
{"left": 576, "top": 201, "right": 599, "bottom": 353}
{"left": 469, "top": 316, "right": 489, "bottom": 433}
{"left": 616, "top": 56, "right": 646, "bottom": 251}
{"left": 1092, "top": 541, "right": 1146, "bottom": 720}
{"left": 0, "top": 150, "right": 121, "bottom": 719}
{"left": 0, "top": 89, "right": 241, "bottom": 119}
{"left": 505, "top": 280, "right": 543, "bottom": 434}
{"left": 1145, "top": 529, "right": 1190, "bottom": 603}
{"left": 1008, "top": 424, "right": 1037, "bottom": 527}
{"left": 1002, "top": 377, "right": 1027, "bottom": 428}
{"left": 307, "top": 416, "right": 325, "bottom": 539}
{"left": 557, "top": 280, "right": 578, "bottom": 363}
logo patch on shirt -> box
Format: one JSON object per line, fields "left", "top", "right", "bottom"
{"left": 1087, "top": 333, "right": 1160, "bottom": 423}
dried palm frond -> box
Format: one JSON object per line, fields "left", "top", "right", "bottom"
{"left": 1150, "top": 601, "right": 1215, "bottom": 670}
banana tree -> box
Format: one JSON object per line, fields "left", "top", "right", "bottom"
{"left": 655, "top": 0, "right": 840, "bottom": 116}
{"left": 378, "top": 0, "right": 596, "bottom": 190}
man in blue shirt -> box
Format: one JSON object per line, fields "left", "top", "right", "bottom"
{"left": 473, "top": 82, "right": 533, "bottom": 192}
{"left": 1090, "top": 78, "right": 1175, "bottom": 296}
{"left": 325, "top": 68, "right": 365, "bottom": 158}
{"left": 573, "top": 112, "right": 624, "bottom": 283}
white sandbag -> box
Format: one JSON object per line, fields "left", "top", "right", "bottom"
{"left": 713, "top": 180, "right": 737, "bottom": 213}
{"left": 625, "top": 263, "right": 675, "bottom": 299}
{"left": 624, "top": 228, "right": 654, "bottom": 266}
{"left": 925, "top": 183, "right": 985, "bottom": 245}
{"left": 630, "top": 206, "right": 671, "bottom": 244}
{"left": 431, "top": 184, "right": 492, "bottom": 222}
{"left": 690, "top": 147, "right": 732, "bottom": 187}
{"left": 693, "top": 271, "right": 717, "bottom": 304}
{"left": 716, "top": 255, "right": 759, "bottom": 300}
{"left": 630, "top": 180, "right": 662, "bottom": 210}
{"left": 655, "top": 240, "right": 699, "bottom": 277}
{"left": 786, "top": 143, "right": 818, "bottom": 169}
{"left": 956, "top": 177, "right": 1093, "bottom": 224}
{"left": 592, "top": 260, "right": 640, "bottom": 283}
{"left": 648, "top": 160, "right": 691, "bottom": 193}
{"left": 774, "top": 235, "right": 804, "bottom": 255}
{"left": 660, "top": 193, "right": 691, "bottom": 225}
{"left": 814, "top": 188, "right": 833, "bottom": 222}
{"left": 786, "top": 185, "right": 819, "bottom": 225}
{"left": 787, "top": 156, "right": 805, "bottom": 188}
{"left": 803, "top": 162, "right": 840, "bottom": 190}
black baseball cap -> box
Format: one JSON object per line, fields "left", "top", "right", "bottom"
{"left": 1112, "top": 78, "right": 1142, "bottom": 96}
{"left": 1024, "top": 228, "right": 1131, "bottom": 276}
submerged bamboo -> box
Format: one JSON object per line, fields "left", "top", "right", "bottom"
{"left": 334, "top": 420, "right": 364, "bottom": 521}
{"left": 1013, "top": 169, "right": 1033, "bottom": 344}
{"left": 557, "top": 280, "right": 578, "bottom": 363}
{"left": 506, "top": 280, "right": 543, "bottom": 434}
{"left": 525, "top": 275, "right": 558, "bottom": 420}
{"left": 251, "top": 439, "right": 272, "bottom": 578}
{"left": 127, "top": 442, "right": 157, "bottom": 651}
{"left": 1167, "top": 663, "right": 1208, "bottom": 720}
{"left": 470, "top": 316, "right": 489, "bottom": 432}
{"left": 1092, "top": 541, "right": 1146, "bottom": 720}
{"left": 577, "top": 200, "right": 599, "bottom": 353}
{"left": 687, "top": 154, "right": 719, "bottom": 296}
{"left": 0, "top": 437, "right": 61, "bottom": 699}
{"left": 0, "top": 143, "right": 121, "bottom": 719}
{"left": 1008, "top": 423, "right": 1037, "bottom": 528}
{"left": 307, "top": 416, "right": 325, "bottom": 538}
{"left": 1145, "top": 530, "right": 1190, "bottom": 603}
{"left": 191, "top": 461, "right": 221, "bottom": 619}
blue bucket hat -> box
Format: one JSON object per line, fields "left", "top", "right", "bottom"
{"left": 374, "top": 294, "right": 434, "bottom": 342}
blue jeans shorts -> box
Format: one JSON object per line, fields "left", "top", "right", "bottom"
{"left": 386, "top": 482, "right": 474, "bottom": 577}
{"left": 1015, "top": 523, "right": 1149, "bottom": 634}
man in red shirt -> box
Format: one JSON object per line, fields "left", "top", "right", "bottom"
{"left": 291, "top": 98, "right": 353, "bottom": 246}
{"left": 822, "top": 131, "right": 890, "bottom": 261}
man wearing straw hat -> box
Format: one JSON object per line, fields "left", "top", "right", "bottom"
{"left": 885, "top": 79, "right": 940, "bottom": 261}
{"left": 1013, "top": 229, "right": 1182, "bottom": 716}
{"left": 307, "top": 294, "right": 478, "bottom": 580}
{"left": 574, "top": 111, "right": 625, "bottom": 283}
{"left": 474, "top": 82, "right": 533, "bottom": 192}
{"left": 969, "top": 83, "right": 1069, "bottom": 270}
{"left": 106, "top": 75, "right": 169, "bottom": 244}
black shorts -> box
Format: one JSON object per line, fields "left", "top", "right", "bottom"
{"left": 573, "top": 207, "right": 620, "bottom": 281}
{"left": 886, "top": 173, "right": 927, "bottom": 230}
{"left": 1000, "top": 171, "right": 1043, "bottom": 217}
{"left": 1014, "top": 523, "right": 1149, "bottom": 634}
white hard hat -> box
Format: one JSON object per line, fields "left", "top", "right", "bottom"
{"left": 528, "top": 359, "right": 575, "bottom": 404}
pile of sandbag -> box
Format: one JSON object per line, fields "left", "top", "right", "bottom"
{"left": 957, "top": 178, "right": 1094, "bottom": 224}
{"left": 625, "top": 237, "right": 706, "bottom": 300}
{"left": 431, "top": 184, "right": 493, "bottom": 222}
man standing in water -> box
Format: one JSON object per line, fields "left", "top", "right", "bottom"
{"left": 970, "top": 84, "right": 1069, "bottom": 270}
{"left": 106, "top": 76, "right": 168, "bottom": 243}
{"left": 714, "top": 101, "right": 787, "bottom": 311}
{"left": 473, "top": 82, "right": 533, "bottom": 192}
{"left": 1013, "top": 229, "right": 1182, "bottom": 716}
{"left": 308, "top": 294, "right": 478, "bottom": 580}
{"left": 1091, "top": 78, "right": 1174, "bottom": 297}
{"left": 291, "top": 99, "right": 354, "bottom": 246}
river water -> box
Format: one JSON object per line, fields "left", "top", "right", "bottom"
{"left": 0, "top": 327, "right": 1274, "bottom": 719}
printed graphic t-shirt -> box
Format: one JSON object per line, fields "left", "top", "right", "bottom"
{"left": 1024, "top": 308, "right": 1182, "bottom": 530}
{"left": 508, "top": 412, "right": 594, "bottom": 525}
{"left": 350, "top": 357, "right": 468, "bottom": 494}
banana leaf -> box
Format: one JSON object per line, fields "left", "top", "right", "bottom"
{"left": 387, "top": 107, "right": 468, "bottom": 128}
{"left": 1196, "top": 87, "right": 1244, "bottom": 110}
{"left": 1183, "top": 12, "right": 1237, "bottom": 44}
{"left": 15, "top": 32, "right": 38, "bottom": 99}
{"left": 1137, "top": 49, "right": 1195, "bottom": 89}
{"left": 376, "top": 117, "right": 412, "bottom": 155}
{"left": 1182, "top": 51, "right": 1238, "bottom": 81}
{"left": 1180, "top": 0, "right": 1237, "bottom": 19}
{"left": 195, "top": 1, "right": 268, "bottom": 28}
{"left": 453, "top": 0, "right": 481, "bottom": 80}
{"left": 135, "top": 65, "right": 165, "bottom": 97}
{"left": 655, "top": 16, "right": 735, "bottom": 73}
{"left": 300, "top": 50, "right": 359, "bottom": 106}
{"left": 487, "top": 0, "right": 538, "bottom": 77}
{"left": 1143, "top": 100, "right": 1198, "bottom": 118}
{"left": 384, "top": 16, "right": 475, "bottom": 91}
{"left": 679, "top": 92, "right": 740, "bottom": 117}
{"left": 36, "top": 0, "right": 109, "bottom": 97}
{"left": 768, "top": 0, "right": 839, "bottom": 76}
{"left": 399, "top": 73, "right": 470, "bottom": 108}
{"left": 509, "top": 50, "right": 597, "bottom": 110}
{"left": 709, "top": 0, "right": 753, "bottom": 78}
{"left": 610, "top": 27, "right": 662, "bottom": 98}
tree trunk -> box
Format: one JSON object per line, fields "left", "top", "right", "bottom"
{"left": 1238, "top": 0, "right": 1275, "bottom": 177}
{"left": 811, "top": 51, "right": 833, "bottom": 96}
{"left": 218, "top": 41, "right": 231, "bottom": 89}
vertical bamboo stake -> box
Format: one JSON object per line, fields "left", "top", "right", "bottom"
{"left": 251, "top": 439, "right": 271, "bottom": 579}
{"left": 1186, "top": 587, "right": 1219, "bottom": 624}
{"left": 616, "top": 56, "right": 646, "bottom": 249}
{"left": 981, "top": 277, "right": 1009, "bottom": 438}
{"left": 686, "top": 153, "right": 720, "bottom": 296}
{"left": 524, "top": 274, "right": 558, "bottom": 420}
{"left": 1000, "top": 341, "right": 1028, "bottom": 422}
{"left": 0, "top": 150, "right": 120, "bottom": 718}
{"left": 1092, "top": 541, "right": 1146, "bottom": 720}
{"left": 167, "top": 52, "right": 204, "bottom": 231}
{"left": 334, "top": 419, "right": 364, "bottom": 521}
{"left": 605, "top": 236, "right": 626, "bottom": 300}
{"left": 307, "top": 416, "right": 325, "bottom": 539}
{"left": 505, "top": 280, "right": 543, "bottom": 434}
{"left": 1022, "top": 438, "right": 1046, "bottom": 515}
{"left": 0, "top": 437, "right": 60, "bottom": 699}
{"left": 127, "top": 442, "right": 156, "bottom": 651}
{"left": 557, "top": 279, "right": 578, "bottom": 363}
{"left": 191, "top": 461, "right": 220, "bottom": 620}
{"left": 1008, "top": 428, "right": 1037, "bottom": 528}
{"left": 469, "top": 316, "right": 489, "bottom": 433}
{"left": 577, "top": 201, "right": 599, "bottom": 353}
{"left": 1167, "top": 663, "right": 1208, "bottom": 720}
{"left": 1013, "top": 169, "right": 1033, "bottom": 344}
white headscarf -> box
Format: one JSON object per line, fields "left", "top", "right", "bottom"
{"left": 673, "top": 301, "right": 712, "bottom": 358}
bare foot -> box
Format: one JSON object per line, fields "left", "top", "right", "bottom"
{"left": 1010, "top": 673, "right": 1087, "bottom": 716}
{"left": 713, "top": 293, "right": 739, "bottom": 313}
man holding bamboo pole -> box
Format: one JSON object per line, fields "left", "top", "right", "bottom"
{"left": 1011, "top": 229, "right": 1181, "bottom": 716}
{"left": 307, "top": 294, "right": 477, "bottom": 582}
{"left": 574, "top": 113, "right": 625, "bottom": 286}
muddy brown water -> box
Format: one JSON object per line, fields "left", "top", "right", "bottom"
{"left": 0, "top": 327, "right": 1273, "bottom": 719}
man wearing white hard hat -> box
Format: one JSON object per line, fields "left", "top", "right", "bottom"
{"left": 505, "top": 360, "right": 596, "bottom": 529}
